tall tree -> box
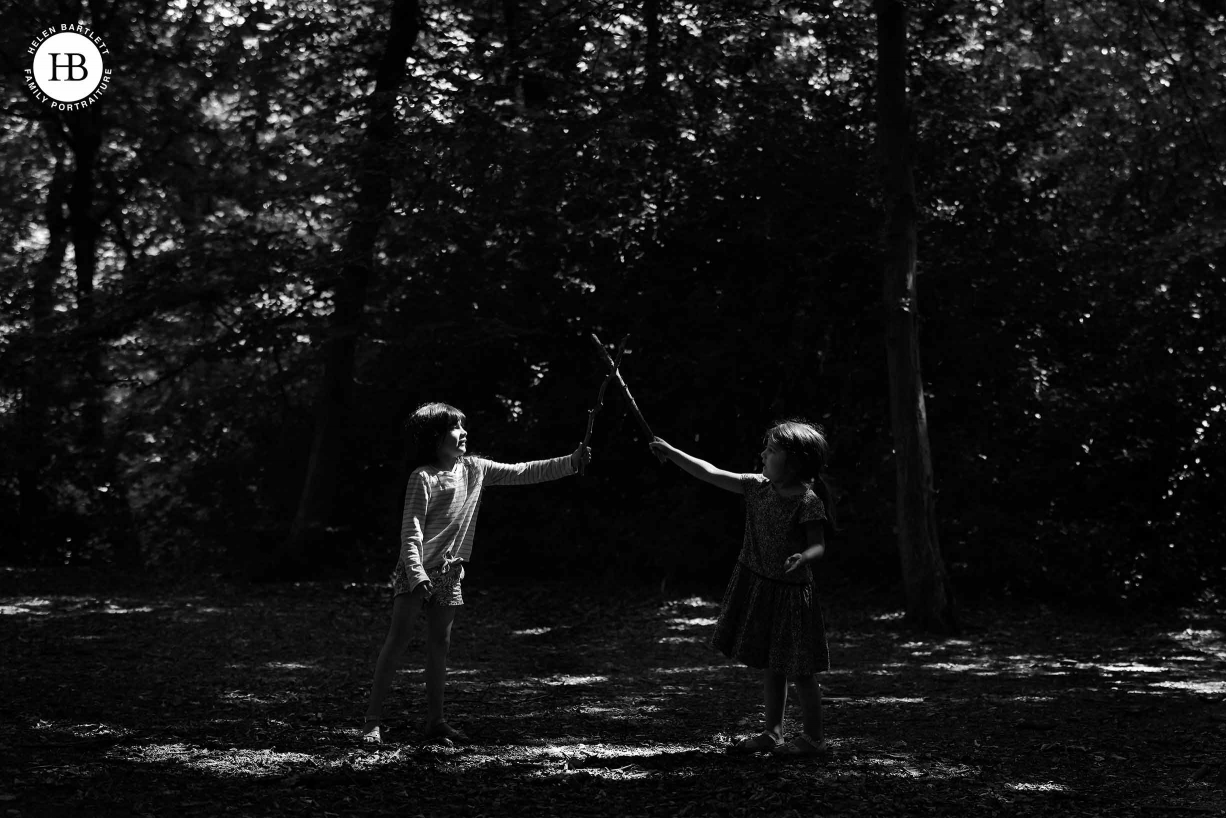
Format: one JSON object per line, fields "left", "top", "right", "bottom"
{"left": 14, "top": 141, "right": 69, "bottom": 554}
{"left": 285, "top": 0, "right": 423, "bottom": 561}
{"left": 874, "top": 0, "right": 955, "bottom": 631}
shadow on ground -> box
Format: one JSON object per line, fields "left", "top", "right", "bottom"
{"left": 2, "top": 568, "right": 1224, "bottom": 817}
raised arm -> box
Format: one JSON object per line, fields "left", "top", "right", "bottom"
{"left": 648, "top": 438, "right": 745, "bottom": 494}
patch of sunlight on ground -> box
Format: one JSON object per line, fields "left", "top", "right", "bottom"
{"left": 1, "top": 597, "right": 160, "bottom": 616}
{"left": 658, "top": 636, "right": 703, "bottom": 644}
{"left": 1097, "top": 663, "right": 1167, "bottom": 674}
{"left": 870, "top": 697, "right": 926, "bottom": 704}
{"left": 531, "top": 742, "right": 700, "bottom": 761}
{"left": 667, "top": 617, "right": 718, "bottom": 628}
{"left": 924, "top": 659, "right": 995, "bottom": 672}
{"left": 541, "top": 674, "right": 608, "bottom": 686}
{"left": 264, "top": 661, "right": 317, "bottom": 670}
{"left": 112, "top": 743, "right": 325, "bottom": 778}
{"left": 651, "top": 665, "right": 734, "bottom": 675}
{"left": 858, "top": 757, "right": 924, "bottom": 778}
{"left": 0, "top": 598, "right": 54, "bottom": 615}
{"left": 488, "top": 674, "right": 610, "bottom": 687}
{"left": 493, "top": 742, "right": 706, "bottom": 781}
{"left": 872, "top": 611, "right": 905, "bottom": 621}
{"left": 1007, "top": 782, "right": 1071, "bottom": 792}
{"left": 1167, "top": 629, "right": 1225, "bottom": 659}
{"left": 663, "top": 597, "right": 717, "bottom": 610}
{"left": 103, "top": 602, "right": 154, "bottom": 614}
{"left": 1151, "top": 679, "right": 1226, "bottom": 694}
{"left": 399, "top": 668, "right": 480, "bottom": 677}
{"left": 220, "top": 691, "right": 278, "bottom": 705}
{"left": 35, "top": 721, "right": 134, "bottom": 738}
{"left": 512, "top": 627, "right": 552, "bottom": 636}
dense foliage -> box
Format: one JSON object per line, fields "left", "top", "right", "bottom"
{"left": 1, "top": 0, "right": 1222, "bottom": 604}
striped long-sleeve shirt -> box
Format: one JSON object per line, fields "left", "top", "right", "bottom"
{"left": 397, "top": 454, "right": 576, "bottom": 592}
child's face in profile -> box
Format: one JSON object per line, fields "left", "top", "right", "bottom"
{"left": 759, "top": 440, "right": 790, "bottom": 483}
{"left": 436, "top": 421, "right": 467, "bottom": 462}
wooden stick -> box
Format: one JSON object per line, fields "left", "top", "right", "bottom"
{"left": 589, "top": 333, "right": 654, "bottom": 440}
{"left": 579, "top": 335, "right": 627, "bottom": 476}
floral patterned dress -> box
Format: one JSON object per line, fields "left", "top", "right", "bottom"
{"left": 709, "top": 474, "right": 831, "bottom": 676}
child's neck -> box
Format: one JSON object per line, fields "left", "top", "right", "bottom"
{"left": 770, "top": 476, "right": 806, "bottom": 497}
{"left": 436, "top": 456, "right": 460, "bottom": 471}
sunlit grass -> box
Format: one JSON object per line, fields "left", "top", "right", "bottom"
{"left": 102, "top": 602, "right": 155, "bottom": 614}
{"left": 0, "top": 598, "right": 55, "bottom": 615}
{"left": 1151, "top": 680, "right": 1226, "bottom": 694}
{"left": 1006, "top": 782, "right": 1071, "bottom": 792}
{"left": 924, "top": 661, "right": 996, "bottom": 672}
{"left": 112, "top": 743, "right": 321, "bottom": 778}
{"left": 660, "top": 597, "right": 718, "bottom": 611}
{"left": 0, "top": 595, "right": 227, "bottom": 617}
{"left": 651, "top": 665, "right": 736, "bottom": 676}
{"left": 666, "top": 617, "right": 718, "bottom": 628}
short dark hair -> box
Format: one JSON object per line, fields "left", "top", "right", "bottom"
{"left": 404, "top": 402, "right": 466, "bottom": 470}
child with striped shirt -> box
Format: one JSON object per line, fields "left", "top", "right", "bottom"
{"left": 363, "top": 402, "right": 590, "bottom": 744}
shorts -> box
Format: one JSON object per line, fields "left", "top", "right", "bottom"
{"left": 392, "top": 559, "right": 464, "bottom": 607}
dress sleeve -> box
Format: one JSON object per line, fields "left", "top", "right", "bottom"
{"left": 399, "top": 472, "right": 432, "bottom": 592}
{"left": 798, "top": 490, "right": 828, "bottom": 525}
{"left": 740, "top": 473, "right": 768, "bottom": 493}
{"left": 477, "top": 455, "right": 574, "bottom": 487}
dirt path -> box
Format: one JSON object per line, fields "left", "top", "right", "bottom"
{"left": 2, "top": 571, "right": 1224, "bottom": 817}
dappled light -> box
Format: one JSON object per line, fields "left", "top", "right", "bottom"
{"left": 4, "top": 579, "right": 1224, "bottom": 815}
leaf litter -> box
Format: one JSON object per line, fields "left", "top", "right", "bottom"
{"left": 1, "top": 573, "right": 1224, "bottom": 816}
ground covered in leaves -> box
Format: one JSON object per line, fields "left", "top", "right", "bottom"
{"left": 2, "top": 568, "right": 1225, "bottom": 817}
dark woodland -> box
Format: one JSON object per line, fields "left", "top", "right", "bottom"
{"left": 1, "top": 0, "right": 1224, "bottom": 814}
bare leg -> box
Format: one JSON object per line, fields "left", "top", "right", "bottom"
{"left": 424, "top": 603, "right": 459, "bottom": 731}
{"left": 365, "top": 589, "right": 426, "bottom": 725}
{"left": 763, "top": 669, "right": 788, "bottom": 741}
{"left": 792, "top": 674, "right": 824, "bottom": 742}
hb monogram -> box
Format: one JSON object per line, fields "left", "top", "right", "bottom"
{"left": 48, "top": 53, "right": 89, "bottom": 82}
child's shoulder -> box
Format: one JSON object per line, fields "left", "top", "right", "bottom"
{"left": 742, "top": 473, "right": 770, "bottom": 492}
{"left": 800, "top": 485, "right": 826, "bottom": 515}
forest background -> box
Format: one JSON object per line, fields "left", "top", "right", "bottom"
{"left": 1, "top": 0, "right": 1223, "bottom": 608}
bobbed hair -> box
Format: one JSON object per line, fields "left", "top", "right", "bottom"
{"left": 403, "top": 402, "right": 466, "bottom": 471}
{"left": 763, "top": 418, "right": 839, "bottom": 531}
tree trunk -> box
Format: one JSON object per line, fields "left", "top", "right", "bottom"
{"left": 66, "top": 112, "right": 105, "bottom": 452}
{"left": 874, "top": 0, "right": 956, "bottom": 632}
{"left": 65, "top": 108, "right": 142, "bottom": 566}
{"left": 285, "top": 0, "right": 422, "bottom": 564}
{"left": 14, "top": 148, "right": 71, "bottom": 556}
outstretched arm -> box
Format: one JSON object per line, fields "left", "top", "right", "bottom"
{"left": 648, "top": 438, "right": 745, "bottom": 494}
{"left": 480, "top": 443, "right": 592, "bottom": 486}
